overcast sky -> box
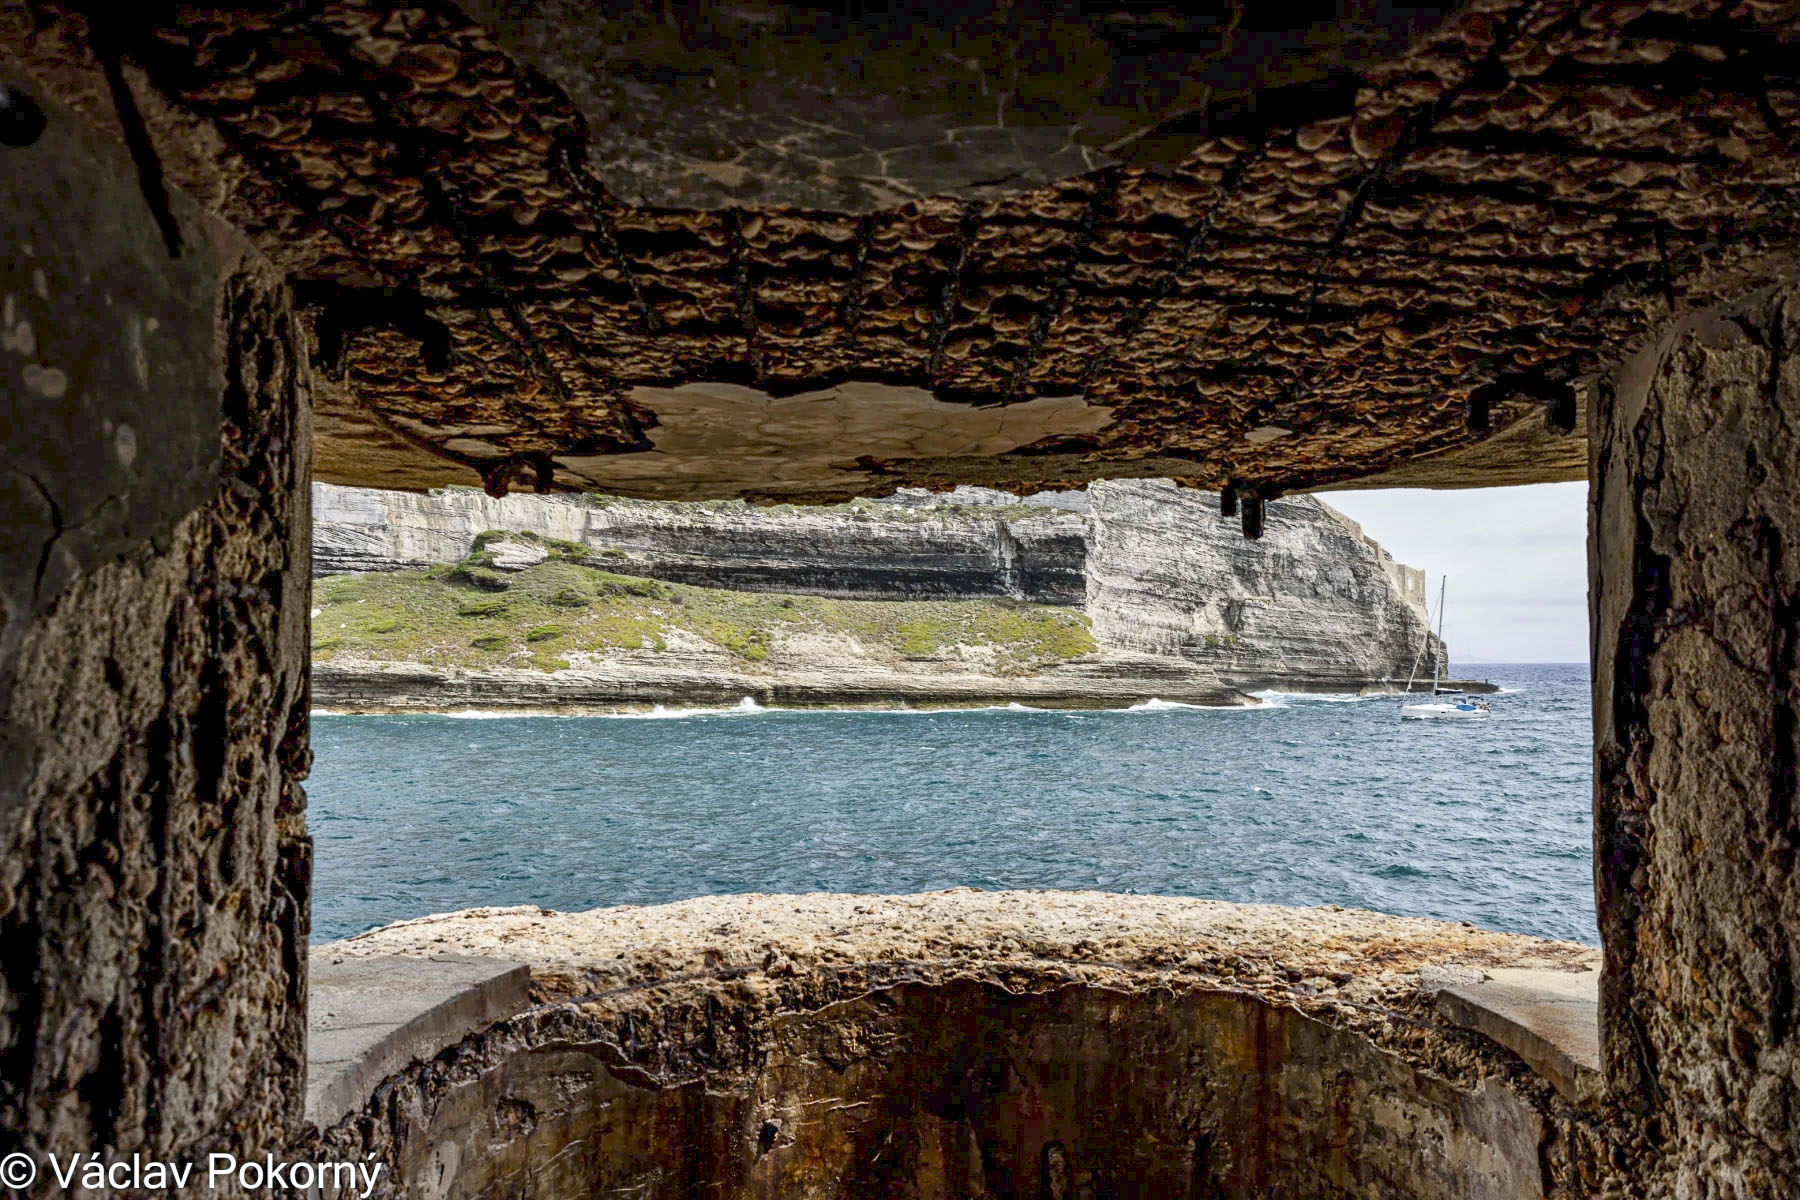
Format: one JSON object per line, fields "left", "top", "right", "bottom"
{"left": 1314, "top": 482, "right": 1589, "bottom": 665}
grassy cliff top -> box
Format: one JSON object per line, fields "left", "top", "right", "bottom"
{"left": 313, "top": 537, "right": 1095, "bottom": 673}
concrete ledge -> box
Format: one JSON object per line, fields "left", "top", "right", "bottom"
{"left": 1434, "top": 966, "right": 1601, "bottom": 1105}
{"left": 313, "top": 895, "right": 1617, "bottom": 1198}
{"left": 307, "top": 953, "right": 531, "bottom": 1126}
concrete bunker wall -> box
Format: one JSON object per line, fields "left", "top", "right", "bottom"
{"left": 1592, "top": 277, "right": 1800, "bottom": 1198}
{"left": 0, "top": 86, "right": 311, "bottom": 1170}
{"left": 6, "top": 8, "right": 1800, "bottom": 1198}
{"left": 317, "top": 978, "right": 1587, "bottom": 1200}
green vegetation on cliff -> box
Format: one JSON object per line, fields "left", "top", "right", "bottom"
{"left": 312, "top": 533, "right": 1095, "bottom": 673}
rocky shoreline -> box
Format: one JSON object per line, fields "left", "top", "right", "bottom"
{"left": 311, "top": 658, "right": 1504, "bottom": 713}
{"left": 311, "top": 649, "right": 1253, "bottom": 713}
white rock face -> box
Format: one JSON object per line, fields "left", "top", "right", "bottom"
{"left": 1082, "top": 479, "right": 1436, "bottom": 691}
{"left": 313, "top": 482, "right": 1088, "bottom": 605}
{"left": 312, "top": 485, "right": 591, "bottom": 574}
{"left": 312, "top": 480, "right": 1439, "bottom": 689}
{"left": 485, "top": 540, "right": 549, "bottom": 571}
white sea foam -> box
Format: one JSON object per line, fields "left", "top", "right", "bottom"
{"left": 605, "top": 696, "right": 770, "bottom": 719}
{"left": 320, "top": 694, "right": 1264, "bottom": 720}
{"left": 832, "top": 701, "right": 1047, "bottom": 715}
{"left": 1125, "top": 697, "right": 1272, "bottom": 712}
{"left": 1126, "top": 698, "right": 1202, "bottom": 711}
{"left": 1248, "top": 689, "right": 1376, "bottom": 704}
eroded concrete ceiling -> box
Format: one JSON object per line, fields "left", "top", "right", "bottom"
{"left": 4, "top": 0, "right": 1799, "bottom": 503}
{"left": 458, "top": 1, "right": 1458, "bottom": 212}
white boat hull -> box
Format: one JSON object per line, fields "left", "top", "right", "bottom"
{"left": 1401, "top": 702, "right": 1489, "bottom": 720}
{"left": 1401, "top": 578, "right": 1487, "bottom": 720}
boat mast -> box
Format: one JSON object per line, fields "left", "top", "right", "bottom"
{"left": 1402, "top": 592, "right": 1429, "bottom": 696}
{"left": 1432, "top": 576, "right": 1447, "bottom": 693}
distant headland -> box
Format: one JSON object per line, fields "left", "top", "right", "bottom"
{"left": 311, "top": 479, "right": 1455, "bottom": 712}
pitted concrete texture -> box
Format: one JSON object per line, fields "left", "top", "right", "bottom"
{"left": 555, "top": 381, "right": 1113, "bottom": 499}
{"left": 323, "top": 889, "right": 1601, "bottom": 1010}
{"left": 12, "top": 3, "right": 1800, "bottom": 501}
{"left": 461, "top": 1, "right": 1455, "bottom": 213}
{"left": 306, "top": 954, "right": 530, "bottom": 1126}
{"left": 308, "top": 893, "right": 1628, "bottom": 1198}
{"left": 1435, "top": 966, "right": 1602, "bottom": 1106}
{"left": 1, "top": 83, "right": 311, "bottom": 1174}
{"left": 1592, "top": 275, "right": 1800, "bottom": 1197}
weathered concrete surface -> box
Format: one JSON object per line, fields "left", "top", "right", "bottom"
{"left": 7, "top": 5, "right": 1800, "bottom": 1196}
{"left": 11, "top": 3, "right": 1800, "bottom": 500}
{"left": 307, "top": 955, "right": 529, "bottom": 1126}
{"left": 0, "top": 83, "right": 311, "bottom": 1172}
{"left": 1435, "top": 967, "right": 1602, "bottom": 1106}
{"left": 1591, "top": 276, "right": 1800, "bottom": 1198}
{"left": 463, "top": 1, "right": 1454, "bottom": 213}
{"left": 311, "top": 892, "right": 1626, "bottom": 1199}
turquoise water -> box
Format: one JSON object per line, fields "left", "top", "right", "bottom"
{"left": 308, "top": 663, "right": 1595, "bottom": 945}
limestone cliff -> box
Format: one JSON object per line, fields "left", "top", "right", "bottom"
{"left": 317, "top": 482, "right": 1089, "bottom": 606}
{"left": 314, "top": 480, "right": 1442, "bottom": 693}
{"left": 313, "top": 485, "right": 595, "bottom": 577}
{"left": 1084, "top": 480, "right": 1440, "bottom": 692}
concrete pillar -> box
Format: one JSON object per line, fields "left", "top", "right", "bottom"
{"left": 1592, "top": 278, "right": 1800, "bottom": 1195}
{"left": 0, "top": 83, "right": 311, "bottom": 1165}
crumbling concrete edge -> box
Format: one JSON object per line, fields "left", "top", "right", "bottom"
{"left": 306, "top": 955, "right": 531, "bottom": 1127}
{"left": 1434, "top": 972, "right": 1603, "bottom": 1107}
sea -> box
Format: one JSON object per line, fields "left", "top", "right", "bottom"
{"left": 308, "top": 663, "right": 1596, "bottom": 946}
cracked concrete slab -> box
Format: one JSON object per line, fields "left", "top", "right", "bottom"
{"left": 1434, "top": 966, "right": 1601, "bottom": 1105}
{"left": 306, "top": 954, "right": 531, "bottom": 1127}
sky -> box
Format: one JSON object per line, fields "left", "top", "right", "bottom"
{"left": 1314, "top": 482, "right": 1589, "bottom": 665}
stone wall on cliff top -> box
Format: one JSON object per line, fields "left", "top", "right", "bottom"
{"left": 314, "top": 478, "right": 1436, "bottom": 688}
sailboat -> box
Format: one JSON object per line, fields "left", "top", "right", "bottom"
{"left": 1401, "top": 577, "right": 1490, "bottom": 720}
